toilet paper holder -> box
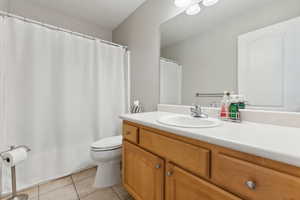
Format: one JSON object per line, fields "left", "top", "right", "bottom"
{"left": 0, "top": 145, "right": 31, "bottom": 200}
{"left": 0, "top": 145, "right": 31, "bottom": 160}
{"left": 0, "top": 145, "right": 31, "bottom": 161}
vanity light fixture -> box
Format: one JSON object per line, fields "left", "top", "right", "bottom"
{"left": 174, "top": 0, "right": 192, "bottom": 8}
{"left": 175, "top": 0, "right": 220, "bottom": 16}
{"left": 202, "top": 0, "right": 219, "bottom": 7}
{"left": 186, "top": 3, "right": 201, "bottom": 15}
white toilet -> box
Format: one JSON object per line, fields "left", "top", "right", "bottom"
{"left": 90, "top": 135, "right": 122, "bottom": 188}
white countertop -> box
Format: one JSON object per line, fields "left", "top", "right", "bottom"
{"left": 120, "top": 111, "right": 300, "bottom": 168}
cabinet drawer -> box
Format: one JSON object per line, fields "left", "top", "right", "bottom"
{"left": 166, "top": 163, "right": 242, "bottom": 200}
{"left": 123, "top": 123, "right": 139, "bottom": 144}
{"left": 140, "top": 129, "right": 210, "bottom": 178}
{"left": 213, "top": 153, "right": 300, "bottom": 200}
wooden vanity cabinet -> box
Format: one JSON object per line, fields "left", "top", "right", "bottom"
{"left": 122, "top": 121, "right": 300, "bottom": 200}
{"left": 122, "top": 141, "right": 164, "bottom": 200}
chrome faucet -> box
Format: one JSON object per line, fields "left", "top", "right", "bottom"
{"left": 190, "top": 105, "right": 208, "bottom": 118}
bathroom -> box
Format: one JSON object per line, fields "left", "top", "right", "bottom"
{"left": 1, "top": 0, "right": 300, "bottom": 200}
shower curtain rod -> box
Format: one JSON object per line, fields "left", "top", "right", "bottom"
{"left": 160, "top": 57, "right": 180, "bottom": 65}
{"left": 0, "top": 10, "right": 128, "bottom": 50}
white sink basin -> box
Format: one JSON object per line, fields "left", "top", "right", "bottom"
{"left": 157, "top": 115, "right": 221, "bottom": 128}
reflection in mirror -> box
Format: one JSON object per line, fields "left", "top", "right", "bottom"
{"left": 160, "top": 0, "right": 300, "bottom": 112}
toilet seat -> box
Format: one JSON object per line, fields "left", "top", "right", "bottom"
{"left": 91, "top": 135, "right": 122, "bottom": 151}
{"left": 91, "top": 146, "right": 121, "bottom": 152}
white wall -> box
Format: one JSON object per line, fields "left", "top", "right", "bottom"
{"left": 1, "top": 0, "right": 112, "bottom": 41}
{"left": 0, "top": 0, "right": 8, "bottom": 11}
{"left": 112, "top": 0, "right": 181, "bottom": 111}
{"left": 161, "top": 0, "right": 300, "bottom": 105}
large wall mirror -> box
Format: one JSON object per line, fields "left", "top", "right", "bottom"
{"left": 160, "top": 0, "right": 300, "bottom": 112}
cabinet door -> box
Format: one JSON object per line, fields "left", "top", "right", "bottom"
{"left": 166, "top": 163, "right": 242, "bottom": 200}
{"left": 123, "top": 141, "right": 164, "bottom": 200}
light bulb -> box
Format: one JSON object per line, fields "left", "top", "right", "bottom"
{"left": 202, "top": 0, "right": 219, "bottom": 7}
{"left": 186, "top": 3, "right": 201, "bottom": 15}
{"left": 174, "top": 0, "right": 192, "bottom": 8}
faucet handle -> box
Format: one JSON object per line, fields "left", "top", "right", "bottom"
{"left": 191, "top": 104, "right": 197, "bottom": 112}
{"left": 192, "top": 104, "right": 202, "bottom": 110}
{"left": 191, "top": 104, "right": 208, "bottom": 118}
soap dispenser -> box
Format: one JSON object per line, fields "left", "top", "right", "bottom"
{"left": 220, "top": 91, "right": 230, "bottom": 120}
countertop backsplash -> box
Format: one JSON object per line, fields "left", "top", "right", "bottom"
{"left": 157, "top": 104, "right": 300, "bottom": 128}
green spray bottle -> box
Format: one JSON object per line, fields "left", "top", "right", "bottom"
{"left": 229, "top": 95, "right": 239, "bottom": 120}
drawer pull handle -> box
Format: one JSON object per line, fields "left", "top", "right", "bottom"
{"left": 245, "top": 181, "right": 256, "bottom": 190}
{"left": 126, "top": 131, "right": 131, "bottom": 135}
{"left": 166, "top": 171, "right": 173, "bottom": 176}
{"left": 155, "top": 164, "right": 161, "bottom": 169}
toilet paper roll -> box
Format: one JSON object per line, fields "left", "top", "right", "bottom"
{"left": 2, "top": 148, "right": 28, "bottom": 167}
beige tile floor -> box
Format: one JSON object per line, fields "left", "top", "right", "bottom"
{"left": 1, "top": 167, "right": 133, "bottom": 200}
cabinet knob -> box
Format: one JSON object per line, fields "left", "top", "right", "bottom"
{"left": 155, "top": 164, "right": 161, "bottom": 169}
{"left": 245, "top": 180, "right": 256, "bottom": 190}
{"left": 126, "top": 131, "right": 131, "bottom": 135}
{"left": 166, "top": 171, "right": 173, "bottom": 176}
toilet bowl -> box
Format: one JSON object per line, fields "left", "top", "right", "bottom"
{"left": 90, "top": 135, "right": 122, "bottom": 188}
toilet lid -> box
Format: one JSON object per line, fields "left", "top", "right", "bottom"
{"left": 91, "top": 135, "right": 122, "bottom": 150}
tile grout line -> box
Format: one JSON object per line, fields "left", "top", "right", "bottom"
{"left": 111, "top": 187, "right": 122, "bottom": 200}
{"left": 37, "top": 184, "right": 40, "bottom": 200}
{"left": 38, "top": 176, "right": 74, "bottom": 198}
{"left": 70, "top": 176, "right": 81, "bottom": 200}
{"left": 72, "top": 174, "right": 96, "bottom": 200}
{"left": 77, "top": 188, "right": 103, "bottom": 200}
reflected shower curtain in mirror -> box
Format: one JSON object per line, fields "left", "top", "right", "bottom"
{"left": 0, "top": 16, "right": 126, "bottom": 193}
{"left": 160, "top": 58, "right": 182, "bottom": 105}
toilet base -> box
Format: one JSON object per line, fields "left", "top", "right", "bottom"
{"left": 94, "top": 161, "right": 121, "bottom": 188}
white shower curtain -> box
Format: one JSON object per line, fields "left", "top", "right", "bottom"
{"left": 0, "top": 15, "right": 6, "bottom": 195}
{"left": 0, "top": 17, "right": 127, "bottom": 193}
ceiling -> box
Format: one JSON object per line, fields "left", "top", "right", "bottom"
{"left": 25, "top": 0, "right": 147, "bottom": 30}
{"left": 161, "top": 0, "right": 276, "bottom": 48}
